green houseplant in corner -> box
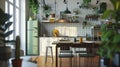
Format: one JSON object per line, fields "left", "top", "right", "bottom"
{"left": 0, "top": 8, "right": 15, "bottom": 67}
{"left": 97, "top": 0, "right": 120, "bottom": 67}
{"left": 12, "top": 36, "right": 22, "bottom": 67}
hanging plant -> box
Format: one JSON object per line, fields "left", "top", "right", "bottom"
{"left": 42, "top": 0, "right": 51, "bottom": 11}
{"left": 43, "top": 4, "right": 51, "bottom": 11}
{"left": 80, "top": 0, "right": 91, "bottom": 8}
{"left": 42, "top": 0, "right": 52, "bottom": 18}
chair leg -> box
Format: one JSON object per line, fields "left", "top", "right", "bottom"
{"left": 59, "top": 58, "right": 62, "bottom": 67}
{"left": 75, "top": 56, "right": 77, "bottom": 67}
{"left": 79, "top": 57, "right": 80, "bottom": 67}
{"left": 74, "top": 54, "right": 77, "bottom": 67}
{"left": 51, "top": 47, "right": 54, "bottom": 63}
{"left": 45, "top": 47, "right": 48, "bottom": 63}
{"left": 87, "top": 57, "right": 89, "bottom": 67}
{"left": 82, "top": 57, "right": 84, "bottom": 67}
{"left": 70, "top": 58, "right": 73, "bottom": 67}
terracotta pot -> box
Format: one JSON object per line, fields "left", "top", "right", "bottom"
{"left": 12, "top": 59, "right": 22, "bottom": 67}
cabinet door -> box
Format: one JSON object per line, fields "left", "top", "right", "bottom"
{"left": 27, "top": 20, "right": 39, "bottom": 55}
{"left": 39, "top": 37, "right": 62, "bottom": 56}
{"left": 39, "top": 37, "right": 48, "bottom": 56}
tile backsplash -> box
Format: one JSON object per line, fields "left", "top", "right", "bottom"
{"left": 39, "top": 7, "right": 101, "bottom": 37}
{"left": 40, "top": 21, "right": 100, "bottom": 37}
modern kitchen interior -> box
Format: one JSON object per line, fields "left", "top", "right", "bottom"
{"left": 0, "top": 0, "right": 120, "bottom": 67}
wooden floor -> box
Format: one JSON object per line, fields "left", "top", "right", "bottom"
{"left": 31, "top": 56, "right": 100, "bottom": 67}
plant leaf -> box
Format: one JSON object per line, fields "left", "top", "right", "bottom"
{"left": 116, "top": 1, "right": 120, "bottom": 10}
{"left": 113, "top": 34, "right": 120, "bottom": 44}
{"left": 100, "top": 24, "right": 107, "bottom": 32}
{"left": 5, "top": 30, "right": 14, "bottom": 37}
{"left": 4, "top": 22, "right": 12, "bottom": 31}
{"left": 101, "top": 30, "right": 114, "bottom": 42}
{"left": 101, "top": 10, "right": 115, "bottom": 19}
{"left": 0, "top": 13, "right": 11, "bottom": 25}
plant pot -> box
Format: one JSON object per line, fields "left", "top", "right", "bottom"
{"left": 104, "top": 58, "right": 115, "bottom": 67}
{"left": 118, "top": 52, "right": 120, "bottom": 67}
{"left": 104, "top": 58, "right": 111, "bottom": 67}
{"left": 31, "top": 14, "right": 37, "bottom": 20}
{"left": 0, "top": 46, "right": 11, "bottom": 61}
{"left": 12, "top": 59, "right": 22, "bottom": 67}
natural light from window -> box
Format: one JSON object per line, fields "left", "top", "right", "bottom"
{"left": 5, "top": 0, "right": 21, "bottom": 40}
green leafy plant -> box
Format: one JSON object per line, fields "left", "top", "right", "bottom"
{"left": 101, "top": 0, "right": 120, "bottom": 22}
{"left": 43, "top": 4, "right": 52, "bottom": 17}
{"left": 83, "top": 0, "right": 91, "bottom": 4}
{"left": 97, "top": 0, "right": 120, "bottom": 59}
{"left": 80, "top": 0, "right": 91, "bottom": 8}
{"left": 29, "top": 0, "right": 39, "bottom": 15}
{"left": 43, "top": 4, "right": 51, "bottom": 11}
{"left": 0, "top": 8, "right": 14, "bottom": 62}
{"left": 0, "top": 8, "right": 14, "bottom": 46}
{"left": 42, "top": 0, "right": 52, "bottom": 18}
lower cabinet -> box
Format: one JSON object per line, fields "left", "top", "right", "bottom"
{"left": 39, "top": 37, "right": 62, "bottom": 56}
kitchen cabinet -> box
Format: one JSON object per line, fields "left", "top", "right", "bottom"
{"left": 39, "top": 37, "right": 82, "bottom": 56}
{"left": 39, "top": 37, "right": 62, "bottom": 56}
{"left": 27, "top": 20, "right": 39, "bottom": 55}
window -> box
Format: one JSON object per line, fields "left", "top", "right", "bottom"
{"left": 5, "top": 0, "right": 20, "bottom": 40}
{"left": 5, "top": 0, "right": 26, "bottom": 53}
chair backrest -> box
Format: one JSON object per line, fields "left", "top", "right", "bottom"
{"left": 58, "top": 43, "right": 72, "bottom": 50}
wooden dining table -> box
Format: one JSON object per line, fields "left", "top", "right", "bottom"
{"left": 52, "top": 40, "right": 101, "bottom": 67}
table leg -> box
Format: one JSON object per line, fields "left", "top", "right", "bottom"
{"left": 56, "top": 45, "right": 58, "bottom": 67}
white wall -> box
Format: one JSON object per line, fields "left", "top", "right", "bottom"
{"left": 38, "top": 0, "right": 113, "bottom": 37}
{"left": 38, "top": 0, "right": 112, "bottom": 20}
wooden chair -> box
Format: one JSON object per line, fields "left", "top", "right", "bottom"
{"left": 58, "top": 43, "right": 73, "bottom": 67}
{"left": 73, "top": 43, "right": 99, "bottom": 67}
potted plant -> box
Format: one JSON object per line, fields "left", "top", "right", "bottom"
{"left": 97, "top": 0, "right": 120, "bottom": 67}
{"left": 42, "top": 0, "right": 52, "bottom": 19}
{"left": 0, "top": 8, "right": 14, "bottom": 63}
{"left": 43, "top": 4, "right": 51, "bottom": 11}
{"left": 43, "top": 4, "right": 52, "bottom": 19}
{"left": 12, "top": 36, "right": 22, "bottom": 67}
{"left": 29, "top": 0, "right": 39, "bottom": 19}
{"left": 80, "top": 0, "right": 91, "bottom": 8}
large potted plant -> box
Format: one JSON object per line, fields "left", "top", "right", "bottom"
{"left": 0, "top": 8, "right": 14, "bottom": 67}
{"left": 97, "top": 0, "right": 120, "bottom": 67}
{"left": 12, "top": 36, "right": 22, "bottom": 67}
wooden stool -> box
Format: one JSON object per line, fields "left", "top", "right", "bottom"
{"left": 45, "top": 46, "right": 54, "bottom": 63}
